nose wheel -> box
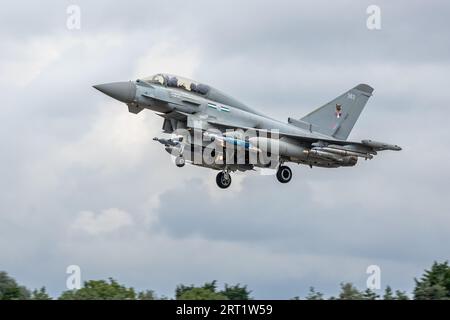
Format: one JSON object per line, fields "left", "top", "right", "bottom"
{"left": 216, "top": 171, "right": 232, "bottom": 189}
{"left": 276, "top": 165, "right": 292, "bottom": 183}
{"left": 175, "top": 156, "right": 185, "bottom": 168}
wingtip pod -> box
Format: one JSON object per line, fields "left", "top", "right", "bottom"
{"left": 361, "top": 139, "right": 402, "bottom": 151}
{"left": 355, "top": 84, "right": 374, "bottom": 95}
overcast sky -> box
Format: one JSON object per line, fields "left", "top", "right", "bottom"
{"left": 1, "top": 0, "right": 449, "bottom": 299}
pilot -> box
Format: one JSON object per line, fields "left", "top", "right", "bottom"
{"left": 167, "top": 76, "right": 178, "bottom": 87}
{"left": 196, "top": 83, "right": 209, "bottom": 95}
{"left": 190, "top": 83, "right": 198, "bottom": 92}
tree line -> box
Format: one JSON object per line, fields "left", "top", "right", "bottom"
{"left": 1, "top": 261, "right": 449, "bottom": 300}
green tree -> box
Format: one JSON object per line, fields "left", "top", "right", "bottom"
{"left": 178, "top": 287, "right": 228, "bottom": 300}
{"left": 0, "top": 271, "right": 30, "bottom": 300}
{"left": 31, "top": 287, "right": 52, "bottom": 300}
{"left": 176, "top": 281, "right": 233, "bottom": 300}
{"left": 220, "top": 283, "right": 252, "bottom": 300}
{"left": 338, "top": 282, "right": 363, "bottom": 300}
{"left": 362, "top": 288, "right": 379, "bottom": 300}
{"left": 383, "top": 286, "right": 394, "bottom": 300}
{"left": 202, "top": 281, "right": 218, "bottom": 293}
{"left": 305, "top": 287, "right": 324, "bottom": 300}
{"left": 137, "top": 290, "right": 157, "bottom": 300}
{"left": 414, "top": 261, "right": 450, "bottom": 300}
{"left": 176, "top": 281, "right": 217, "bottom": 299}
{"left": 176, "top": 284, "right": 196, "bottom": 299}
{"left": 59, "top": 278, "right": 136, "bottom": 300}
{"left": 395, "top": 290, "right": 409, "bottom": 300}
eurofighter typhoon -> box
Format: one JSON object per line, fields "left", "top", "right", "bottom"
{"left": 93, "top": 74, "right": 401, "bottom": 188}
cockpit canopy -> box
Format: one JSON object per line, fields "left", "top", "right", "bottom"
{"left": 143, "top": 74, "right": 210, "bottom": 95}
{"left": 141, "top": 73, "right": 259, "bottom": 115}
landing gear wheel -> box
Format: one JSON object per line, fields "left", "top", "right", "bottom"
{"left": 276, "top": 166, "right": 292, "bottom": 183}
{"left": 175, "top": 156, "right": 185, "bottom": 168}
{"left": 216, "top": 171, "right": 232, "bottom": 189}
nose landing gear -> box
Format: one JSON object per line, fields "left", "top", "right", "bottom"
{"left": 216, "top": 170, "right": 232, "bottom": 189}
{"left": 175, "top": 156, "right": 185, "bottom": 168}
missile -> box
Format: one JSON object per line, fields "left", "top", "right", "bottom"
{"left": 153, "top": 136, "right": 182, "bottom": 146}
{"left": 204, "top": 132, "right": 260, "bottom": 153}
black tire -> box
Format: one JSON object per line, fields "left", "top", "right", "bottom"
{"left": 216, "top": 171, "right": 232, "bottom": 189}
{"left": 175, "top": 156, "right": 185, "bottom": 168}
{"left": 276, "top": 166, "right": 292, "bottom": 183}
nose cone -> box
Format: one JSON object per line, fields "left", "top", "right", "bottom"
{"left": 93, "top": 81, "right": 136, "bottom": 103}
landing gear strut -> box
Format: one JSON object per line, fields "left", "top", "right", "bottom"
{"left": 216, "top": 171, "right": 232, "bottom": 189}
{"left": 276, "top": 165, "right": 292, "bottom": 183}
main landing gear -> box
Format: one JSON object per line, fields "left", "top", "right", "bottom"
{"left": 276, "top": 165, "right": 292, "bottom": 183}
{"left": 216, "top": 170, "right": 232, "bottom": 189}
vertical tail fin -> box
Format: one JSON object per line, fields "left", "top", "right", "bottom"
{"left": 300, "top": 84, "right": 374, "bottom": 140}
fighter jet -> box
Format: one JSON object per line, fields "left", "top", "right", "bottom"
{"left": 93, "top": 74, "right": 401, "bottom": 188}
